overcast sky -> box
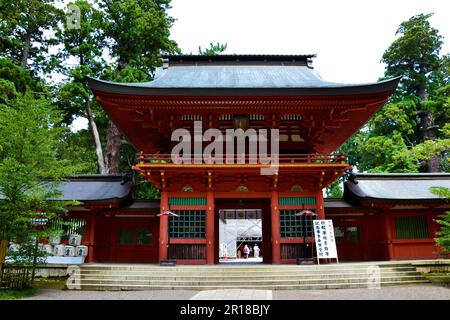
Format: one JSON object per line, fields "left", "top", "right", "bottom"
{"left": 168, "top": 0, "right": 450, "bottom": 83}
{"left": 71, "top": 0, "right": 449, "bottom": 131}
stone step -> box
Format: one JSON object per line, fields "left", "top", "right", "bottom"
{"left": 80, "top": 264, "right": 414, "bottom": 272}
{"left": 79, "top": 266, "right": 416, "bottom": 275}
{"left": 74, "top": 262, "right": 429, "bottom": 291}
{"left": 79, "top": 275, "right": 425, "bottom": 286}
{"left": 78, "top": 271, "right": 421, "bottom": 281}
{"left": 79, "top": 270, "right": 417, "bottom": 278}
{"left": 78, "top": 279, "right": 430, "bottom": 291}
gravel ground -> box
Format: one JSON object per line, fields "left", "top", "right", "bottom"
{"left": 21, "top": 288, "right": 199, "bottom": 300}
{"left": 273, "top": 284, "right": 450, "bottom": 300}
{"left": 20, "top": 284, "right": 450, "bottom": 300}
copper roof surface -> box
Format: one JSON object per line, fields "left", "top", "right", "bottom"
{"left": 87, "top": 54, "right": 400, "bottom": 96}
{"left": 345, "top": 173, "right": 450, "bottom": 200}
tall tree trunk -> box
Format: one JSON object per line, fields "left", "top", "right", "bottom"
{"left": 118, "top": 55, "right": 128, "bottom": 71}
{"left": 20, "top": 33, "right": 31, "bottom": 68}
{"left": 0, "top": 240, "right": 8, "bottom": 268}
{"left": 105, "top": 53, "right": 129, "bottom": 174}
{"left": 427, "top": 155, "right": 441, "bottom": 173}
{"left": 418, "top": 86, "right": 441, "bottom": 172}
{"left": 85, "top": 100, "right": 106, "bottom": 174}
{"left": 419, "top": 111, "right": 441, "bottom": 172}
{"left": 105, "top": 120, "right": 121, "bottom": 173}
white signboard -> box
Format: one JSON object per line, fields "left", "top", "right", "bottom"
{"left": 313, "top": 219, "right": 338, "bottom": 262}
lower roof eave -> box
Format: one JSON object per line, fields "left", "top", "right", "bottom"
{"left": 357, "top": 197, "right": 448, "bottom": 205}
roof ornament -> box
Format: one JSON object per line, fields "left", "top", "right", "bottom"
{"left": 157, "top": 210, "right": 179, "bottom": 217}
{"left": 295, "top": 203, "right": 317, "bottom": 217}
{"left": 348, "top": 172, "right": 358, "bottom": 184}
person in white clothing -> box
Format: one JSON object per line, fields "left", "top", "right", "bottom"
{"left": 253, "top": 244, "right": 260, "bottom": 258}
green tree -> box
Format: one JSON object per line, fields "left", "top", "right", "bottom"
{"left": 342, "top": 13, "right": 449, "bottom": 174}
{"left": 430, "top": 187, "right": 450, "bottom": 257}
{"left": 0, "top": 58, "right": 39, "bottom": 96}
{"left": 325, "top": 178, "right": 343, "bottom": 198}
{"left": 0, "top": 98, "right": 82, "bottom": 275}
{"left": 344, "top": 132, "right": 419, "bottom": 173}
{"left": 58, "top": 129, "right": 99, "bottom": 174}
{"left": 382, "top": 13, "right": 448, "bottom": 172}
{"left": 55, "top": 0, "right": 107, "bottom": 173}
{"left": 0, "top": 0, "right": 63, "bottom": 72}
{"left": 198, "top": 42, "right": 227, "bottom": 55}
{"left": 411, "top": 123, "right": 450, "bottom": 171}
{"left": 99, "top": 0, "right": 179, "bottom": 173}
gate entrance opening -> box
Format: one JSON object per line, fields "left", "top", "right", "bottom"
{"left": 215, "top": 199, "right": 271, "bottom": 264}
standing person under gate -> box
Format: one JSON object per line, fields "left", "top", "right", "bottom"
{"left": 253, "top": 244, "right": 260, "bottom": 258}
{"left": 243, "top": 245, "right": 249, "bottom": 259}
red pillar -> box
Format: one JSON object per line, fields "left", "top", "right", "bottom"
{"left": 271, "top": 190, "right": 281, "bottom": 264}
{"left": 159, "top": 191, "right": 169, "bottom": 261}
{"left": 384, "top": 211, "right": 394, "bottom": 260}
{"left": 86, "top": 213, "right": 97, "bottom": 263}
{"left": 316, "top": 190, "right": 325, "bottom": 219}
{"left": 206, "top": 191, "right": 215, "bottom": 264}
{"left": 363, "top": 215, "right": 370, "bottom": 260}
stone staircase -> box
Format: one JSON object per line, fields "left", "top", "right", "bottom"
{"left": 75, "top": 262, "right": 429, "bottom": 291}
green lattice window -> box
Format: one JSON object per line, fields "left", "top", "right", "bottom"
{"left": 279, "top": 197, "right": 316, "bottom": 206}
{"left": 280, "top": 209, "right": 316, "bottom": 238}
{"left": 136, "top": 228, "right": 152, "bottom": 245}
{"left": 169, "top": 197, "right": 206, "bottom": 206}
{"left": 395, "top": 216, "right": 429, "bottom": 239}
{"left": 118, "top": 228, "right": 133, "bottom": 244}
{"left": 169, "top": 210, "right": 206, "bottom": 238}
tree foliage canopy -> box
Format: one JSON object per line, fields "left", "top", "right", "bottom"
{"left": 0, "top": 98, "right": 82, "bottom": 242}
{"left": 0, "top": 0, "right": 63, "bottom": 72}
{"left": 340, "top": 13, "right": 450, "bottom": 176}
{"left": 430, "top": 187, "right": 450, "bottom": 256}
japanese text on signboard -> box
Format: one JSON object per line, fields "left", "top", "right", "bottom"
{"left": 313, "top": 219, "right": 338, "bottom": 259}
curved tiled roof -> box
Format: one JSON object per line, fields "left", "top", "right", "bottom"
{"left": 0, "top": 174, "right": 133, "bottom": 202}
{"left": 345, "top": 173, "right": 450, "bottom": 200}
{"left": 86, "top": 54, "right": 400, "bottom": 96}
{"left": 53, "top": 175, "right": 133, "bottom": 202}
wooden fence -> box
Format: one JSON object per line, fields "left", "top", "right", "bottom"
{"left": 0, "top": 265, "right": 32, "bottom": 290}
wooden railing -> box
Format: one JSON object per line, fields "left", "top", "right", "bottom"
{"left": 136, "top": 153, "right": 347, "bottom": 165}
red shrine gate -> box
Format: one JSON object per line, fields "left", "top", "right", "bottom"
{"left": 87, "top": 54, "right": 400, "bottom": 264}
{"left": 131, "top": 154, "right": 348, "bottom": 264}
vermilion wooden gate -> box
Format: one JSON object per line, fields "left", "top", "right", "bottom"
{"left": 333, "top": 218, "right": 365, "bottom": 261}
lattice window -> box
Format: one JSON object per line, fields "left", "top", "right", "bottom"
{"left": 118, "top": 228, "right": 133, "bottom": 244}
{"left": 280, "top": 210, "right": 316, "bottom": 238}
{"left": 395, "top": 216, "right": 429, "bottom": 239}
{"left": 169, "top": 210, "right": 206, "bottom": 238}
{"left": 136, "top": 228, "right": 152, "bottom": 245}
